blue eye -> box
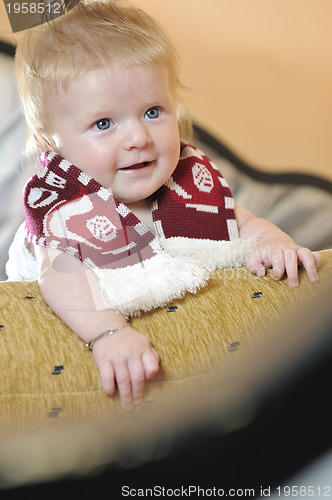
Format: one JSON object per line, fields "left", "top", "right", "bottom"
{"left": 92, "top": 119, "right": 112, "bottom": 131}
{"left": 145, "top": 107, "right": 160, "bottom": 119}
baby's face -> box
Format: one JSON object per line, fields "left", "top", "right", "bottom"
{"left": 44, "top": 63, "right": 181, "bottom": 205}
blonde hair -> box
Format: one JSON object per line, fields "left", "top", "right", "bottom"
{"left": 15, "top": 0, "right": 193, "bottom": 156}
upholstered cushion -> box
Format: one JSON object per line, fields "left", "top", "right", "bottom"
{"left": 0, "top": 249, "right": 331, "bottom": 440}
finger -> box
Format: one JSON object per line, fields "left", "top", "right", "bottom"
{"left": 270, "top": 249, "right": 286, "bottom": 281}
{"left": 313, "top": 252, "right": 322, "bottom": 269}
{"left": 246, "top": 251, "right": 266, "bottom": 277}
{"left": 297, "top": 248, "right": 320, "bottom": 283}
{"left": 284, "top": 249, "right": 299, "bottom": 287}
{"left": 128, "top": 360, "right": 146, "bottom": 406}
{"left": 98, "top": 359, "right": 115, "bottom": 397}
{"left": 115, "top": 364, "right": 134, "bottom": 411}
{"left": 142, "top": 349, "right": 160, "bottom": 381}
{"left": 152, "top": 347, "right": 160, "bottom": 363}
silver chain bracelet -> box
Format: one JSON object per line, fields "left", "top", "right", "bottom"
{"left": 85, "top": 323, "right": 129, "bottom": 351}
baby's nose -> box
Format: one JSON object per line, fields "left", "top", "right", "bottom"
{"left": 123, "top": 121, "right": 152, "bottom": 150}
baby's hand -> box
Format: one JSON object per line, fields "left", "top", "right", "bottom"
{"left": 247, "top": 236, "right": 321, "bottom": 287}
{"left": 92, "top": 326, "right": 160, "bottom": 411}
{"left": 235, "top": 204, "right": 321, "bottom": 287}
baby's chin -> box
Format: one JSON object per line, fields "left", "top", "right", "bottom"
{"left": 120, "top": 195, "right": 154, "bottom": 207}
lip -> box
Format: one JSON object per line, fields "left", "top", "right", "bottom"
{"left": 118, "top": 160, "right": 154, "bottom": 173}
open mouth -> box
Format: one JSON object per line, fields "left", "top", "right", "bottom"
{"left": 120, "top": 161, "right": 152, "bottom": 171}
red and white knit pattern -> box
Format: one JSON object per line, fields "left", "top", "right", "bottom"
{"left": 152, "top": 145, "right": 238, "bottom": 242}
{"left": 25, "top": 152, "right": 160, "bottom": 271}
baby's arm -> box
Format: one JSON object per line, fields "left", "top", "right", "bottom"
{"left": 235, "top": 203, "right": 321, "bottom": 287}
{"left": 34, "top": 246, "right": 159, "bottom": 411}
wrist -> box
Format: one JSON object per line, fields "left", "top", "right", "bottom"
{"left": 86, "top": 322, "right": 130, "bottom": 351}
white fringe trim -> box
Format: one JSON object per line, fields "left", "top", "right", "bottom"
{"left": 93, "top": 252, "right": 210, "bottom": 318}
{"left": 93, "top": 237, "right": 258, "bottom": 317}
{"left": 160, "top": 236, "right": 258, "bottom": 271}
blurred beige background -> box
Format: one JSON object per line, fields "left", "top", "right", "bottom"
{"left": 1, "top": 0, "right": 331, "bottom": 181}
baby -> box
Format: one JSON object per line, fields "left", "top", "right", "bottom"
{"left": 9, "top": 0, "right": 320, "bottom": 411}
